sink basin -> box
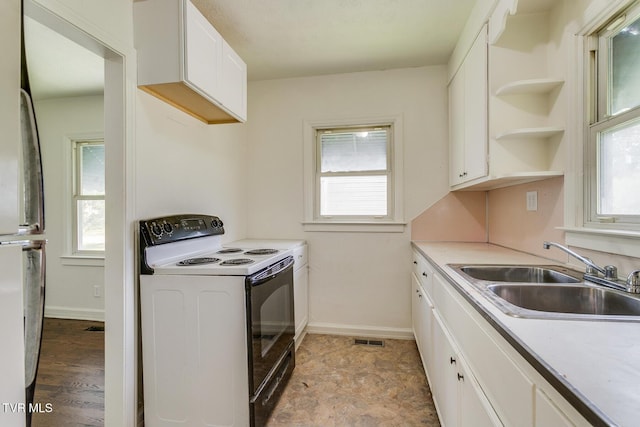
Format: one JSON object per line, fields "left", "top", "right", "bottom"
{"left": 456, "top": 265, "right": 582, "bottom": 284}
{"left": 488, "top": 284, "right": 640, "bottom": 316}
{"left": 447, "top": 263, "right": 640, "bottom": 321}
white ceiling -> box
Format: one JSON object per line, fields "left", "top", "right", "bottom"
{"left": 23, "top": 0, "right": 475, "bottom": 98}
{"left": 24, "top": 16, "right": 104, "bottom": 100}
{"left": 193, "top": 0, "right": 475, "bottom": 81}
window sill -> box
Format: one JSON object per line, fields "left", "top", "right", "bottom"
{"left": 302, "top": 221, "right": 406, "bottom": 233}
{"left": 60, "top": 255, "right": 105, "bottom": 267}
{"left": 559, "top": 227, "right": 640, "bottom": 258}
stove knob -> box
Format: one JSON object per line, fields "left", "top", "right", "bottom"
{"left": 150, "top": 223, "right": 162, "bottom": 237}
{"left": 163, "top": 222, "right": 173, "bottom": 234}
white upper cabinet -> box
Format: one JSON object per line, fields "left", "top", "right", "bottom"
{"left": 133, "top": 0, "right": 247, "bottom": 124}
{"left": 220, "top": 41, "right": 247, "bottom": 121}
{"left": 184, "top": 0, "right": 223, "bottom": 100}
{"left": 449, "top": 24, "right": 488, "bottom": 187}
{"left": 449, "top": 0, "right": 565, "bottom": 190}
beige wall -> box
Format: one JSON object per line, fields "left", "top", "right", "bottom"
{"left": 134, "top": 91, "right": 248, "bottom": 243}
{"left": 411, "top": 191, "right": 487, "bottom": 242}
{"left": 247, "top": 66, "right": 450, "bottom": 336}
{"left": 488, "top": 177, "right": 565, "bottom": 261}
{"left": 36, "top": 95, "right": 106, "bottom": 320}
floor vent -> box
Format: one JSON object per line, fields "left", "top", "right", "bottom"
{"left": 354, "top": 338, "right": 385, "bottom": 347}
{"left": 85, "top": 326, "right": 104, "bottom": 332}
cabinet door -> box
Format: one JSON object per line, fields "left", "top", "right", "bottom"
{"left": 449, "top": 66, "right": 466, "bottom": 186}
{"left": 412, "top": 274, "right": 423, "bottom": 349}
{"left": 432, "top": 311, "right": 459, "bottom": 427}
{"left": 418, "top": 289, "right": 434, "bottom": 378}
{"left": 221, "top": 41, "right": 247, "bottom": 121}
{"left": 458, "top": 357, "right": 502, "bottom": 427}
{"left": 293, "top": 265, "right": 309, "bottom": 342}
{"left": 184, "top": 0, "right": 222, "bottom": 99}
{"left": 535, "top": 389, "right": 574, "bottom": 427}
{"left": 449, "top": 24, "right": 488, "bottom": 186}
{"left": 463, "top": 24, "right": 488, "bottom": 182}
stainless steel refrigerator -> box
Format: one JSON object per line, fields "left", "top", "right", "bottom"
{"left": 0, "top": 3, "right": 47, "bottom": 425}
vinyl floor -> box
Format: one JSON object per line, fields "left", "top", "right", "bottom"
{"left": 267, "top": 334, "right": 440, "bottom": 426}
{"left": 28, "top": 322, "right": 438, "bottom": 427}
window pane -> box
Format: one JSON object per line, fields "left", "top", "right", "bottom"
{"left": 320, "top": 176, "right": 387, "bottom": 216}
{"left": 77, "top": 199, "right": 105, "bottom": 251}
{"left": 611, "top": 15, "right": 640, "bottom": 115}
{"left": 320, "top": 129, "right": 387, "bottom": 172}
{"left": 79, "top": 144, "right": 105, "bottom": 195}
{"left": 599, "top": 118, "right": 640, "bottom": 215}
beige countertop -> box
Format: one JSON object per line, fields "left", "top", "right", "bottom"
{"left": 412, "top": 242, "right": 640, "bottom": 427}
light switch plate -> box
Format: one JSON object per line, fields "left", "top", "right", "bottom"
{"left": 526, "top": 191, "right": 538, "bottom": 211}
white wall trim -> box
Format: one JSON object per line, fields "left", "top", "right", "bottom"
{"left": 45, "top": 306, "right": 105, "bottom": 322}
{"left": 306, "top": 322, "right": 414, "bottom": 340}
{"left": 563, "top": 227, "right": 640, "bottom": 259}
{"left": 302, "top": 114, "right": 405, "bottom": 230}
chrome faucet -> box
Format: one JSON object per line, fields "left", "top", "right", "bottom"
{"left": 542, "top": 241, "right": 608, "bottom": 276}
{"left": 543, "top": 241, "right": 640, "bottom": 294}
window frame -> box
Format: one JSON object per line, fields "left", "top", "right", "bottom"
{"left": 563, "top": 0, "right": 640, "bottom": 259}
{"left": 585, "top": 1, "right": 640, "bottom": 230}
{"left": 302, "top": 115, "right": 405, "bottom": 232}
{"left": 71, "top": 138, "right": 105, "bottom": 256}
{"left": 315, "top": 125, "right": 393, "bottom": 221}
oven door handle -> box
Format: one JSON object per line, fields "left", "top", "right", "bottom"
{"left": 248, "top": 256, "right": 294, "bottom": 287}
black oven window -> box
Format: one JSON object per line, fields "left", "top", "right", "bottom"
{"left": 259, "top": 285, "right": 291, "bottom": 357}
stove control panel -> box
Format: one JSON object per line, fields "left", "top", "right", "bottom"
{"left": 139, "top": 214, "right": 224, "bottom": 247}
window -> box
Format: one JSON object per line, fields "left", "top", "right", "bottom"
{"left": 72, "top": 140, "right": 105, "bottom": 253}
{"left": 303, "top": 116, "right": 404, "bottom": 231}
{"left": 317, "top": 126, "right": 392, "bottom": 218}
{"left": 586, "top": 2, "right": 640, "bottom": 229}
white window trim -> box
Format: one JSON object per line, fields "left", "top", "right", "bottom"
{"left": 63, "top": 132, "right": 105, "bottom": 261}
{"left": 303, "top": 115, "right": 405, "bottom": 232}
{"left": 564, "top": 0, "right": 640, "bottom": 256}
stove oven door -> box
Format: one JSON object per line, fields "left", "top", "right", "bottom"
{"left": 246, "top": 256, "right": 295, "bottom": 425}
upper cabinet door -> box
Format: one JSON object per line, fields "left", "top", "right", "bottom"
{"left": 134, "top": 0, "right": 246, "bottom": 124}
{"left": 184, "top": 0, "right": 222, "bottom": 99}
{"left": 221, "top": 41, "right": 247, "bottom": 121}
{"left": 463, "top": 25, "right": 488, "bottom": 182}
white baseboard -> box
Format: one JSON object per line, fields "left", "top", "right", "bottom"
{"left": 45, "top": 305, "right": 105, "bottom": 322}
{"left": 306, "top": 322, "right": 414, "bottom": 340}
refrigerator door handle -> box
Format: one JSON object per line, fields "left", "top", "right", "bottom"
{"left": 19, "top": 89, "right": 45, "bottom": 233}
{"left": 0, "top": 239, "right": 46, "bottom": 250}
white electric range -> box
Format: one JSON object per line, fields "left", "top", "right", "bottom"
{"left": 138, "top": 214, "right": 296, "bottom": 427}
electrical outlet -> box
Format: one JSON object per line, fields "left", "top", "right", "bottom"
{"left": 526, "top": 191, "right": 538, "bottom": 211}
{"left": 94, "top": 285, "right": 101, "bottom": 298}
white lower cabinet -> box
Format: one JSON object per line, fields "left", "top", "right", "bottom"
{"left": 293, "top": 245, "right": 309, "bottom": 348}
{"left": 412, "top": 274, "right": 433, "bottom": 375}
{"left": 535, "top": 389, "right": 574, "bottom": 427}
{"left": 411, "top": 251, "right": 589, "bottom": 427}
{"left": 432, "top": 310, "right": 500, "bottom": 427}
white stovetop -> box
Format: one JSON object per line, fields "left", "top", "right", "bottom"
{"left": 413, "top": 242, "right": 640, "bottom": 427}
{"left": 225, "top": 239, "right": 305, "bottom": 250}
{"left": 144, "top": 235, "right": 293, "bottom": 276}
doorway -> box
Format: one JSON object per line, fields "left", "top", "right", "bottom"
{"left": 22, "top": 0, "right": 133, "bottom": 424}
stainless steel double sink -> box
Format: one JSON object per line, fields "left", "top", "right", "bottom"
{"left": 448, "top": 264, "right": 640, "bottom": 321}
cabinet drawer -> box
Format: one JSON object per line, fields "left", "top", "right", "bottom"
{"left": 412, "top": 251, "right": 434, "bottom": 297}
{"left": 433, "top": 273, "right": 534, "bottom": 427}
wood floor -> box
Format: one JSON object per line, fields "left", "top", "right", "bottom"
{"left": 31, "top": 318, "right": 104, "bottom": 427}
